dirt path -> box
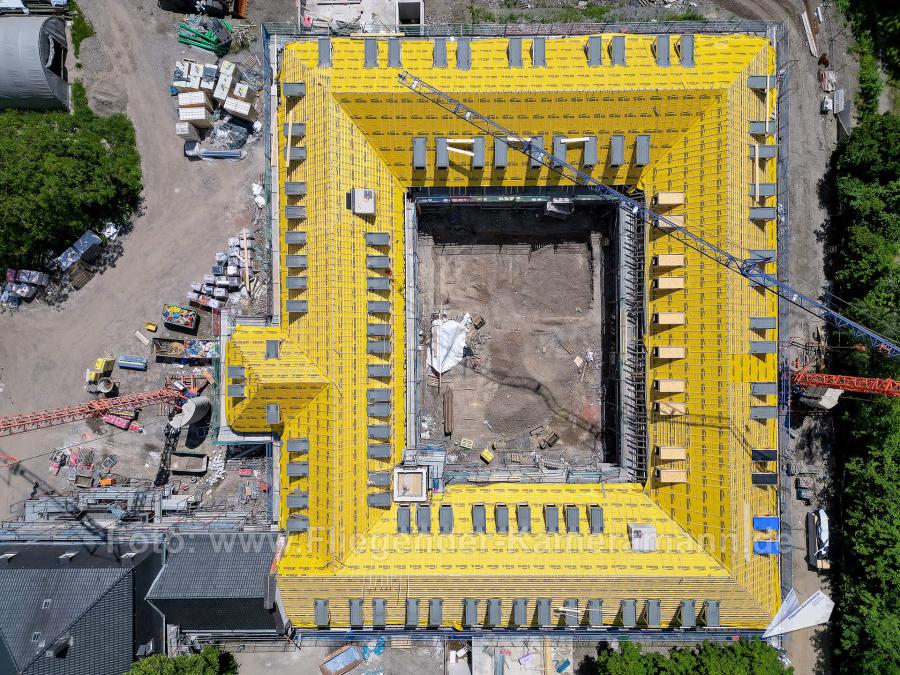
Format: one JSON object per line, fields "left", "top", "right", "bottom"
{"left": 0, "top": 0, "right": 263, "bottom": 513}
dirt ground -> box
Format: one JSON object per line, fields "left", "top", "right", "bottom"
{"left": 416, "top": 206, "right": 611, "bottom": 472}
{"left": 0, "top": 0, "right": 294, "bottom": 519}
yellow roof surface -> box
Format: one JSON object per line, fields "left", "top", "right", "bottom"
{"left": 224, "top": 32, "right": 780, "bottom": 629}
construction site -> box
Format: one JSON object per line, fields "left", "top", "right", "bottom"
{"left": 0, "top": 0, "right": 886, "bottom": 671}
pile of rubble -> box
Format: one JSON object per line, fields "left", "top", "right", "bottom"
{"left": 186, "top": 229, "right": 258, "bottom": 310}
{"left": 172, "top": 57, "right": 264, "bottom": 159}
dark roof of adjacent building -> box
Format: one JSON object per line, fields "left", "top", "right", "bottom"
{"left": 0, "top": 544, "right": 146, "bottom": 675}
{"left": 147, "top": 532, "right": 278, "bottom": 600}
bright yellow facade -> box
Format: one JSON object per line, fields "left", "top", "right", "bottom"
{"left": 224, "top": 32, "right": 780, "bottom": 629}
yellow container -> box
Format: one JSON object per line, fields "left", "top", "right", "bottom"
{"left": 144, "top": 322, "right": 158, "bottom": 333}
{"left": 480, "top": 448, "right": 495, "bottom": 464}
{"left": 94, "top": 357, "right": 115, "bottom": 373}
{"left": 86, "top": 370, "right": 101, "bottom": 383}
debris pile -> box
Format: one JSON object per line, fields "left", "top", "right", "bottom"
{"left": 177, "top": 15, "right": 234, "bottom": 57}
{"left": 2, "top": 268, "right": 50, "bottom": 307}
{"left": 186, "top": 229, "right": 260, "bottom": 311}
{"left": 172, "top": 57, "right": 264, "bottom": 159}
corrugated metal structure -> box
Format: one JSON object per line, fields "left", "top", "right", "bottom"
{"left": 227, "top": 30, "right": 781, "bottom": 631}
{"left": 0, "top": 16, "right": 69, "bottom": 110}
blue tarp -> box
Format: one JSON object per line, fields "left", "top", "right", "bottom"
{"left": 753, "top": 516, "right": 780, "bottom": 531}
{"left": 754, "top": 540, "right": 780, "bottom": 555}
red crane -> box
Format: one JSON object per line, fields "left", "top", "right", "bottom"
{"left": 0, "top": 387, "right": 184, "bottom": 437}
{"left": 792, "top": 360, "right": 900, "bottom": 397}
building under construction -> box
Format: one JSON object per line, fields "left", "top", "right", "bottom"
{"left": 223, "top": 25, "right": 783, "bottom": 631}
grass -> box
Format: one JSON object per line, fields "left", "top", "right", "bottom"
{"left": 70, "top": 1, "right": 95, "bottom": 59}
{"left": 855, "top": 32, "right": 884, "bottom": 116}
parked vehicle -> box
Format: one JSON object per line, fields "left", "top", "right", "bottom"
{"left": 807, "top": 508, "right": 831, "bottom": 570}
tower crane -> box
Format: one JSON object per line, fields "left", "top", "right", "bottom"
{"left": 396, "top": 71, "right": 900, "bottom": 359}
{"left": 0, "top": 387, "right": 183, "bottom": 437}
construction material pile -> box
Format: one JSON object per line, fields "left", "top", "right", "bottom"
{"left": 177, "top": 14, "right": 233, "bottom": 56}
{"left": 186, "top": 229, "right": 258, "bottom": 311}
{"left": 172, "top": 57, "right": 264, "bottom": 159}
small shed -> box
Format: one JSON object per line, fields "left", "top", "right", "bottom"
{"left": 0, "top": 16, "right": 69, "bottom": 110}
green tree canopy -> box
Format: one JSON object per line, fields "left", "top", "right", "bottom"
{"left": 577, "top": 640, "right": 790, "bottom": 675}
{"left": 125, "top": 646, "right": 237, "bottom": 675}
{"left": 0, "top": 82, "right": 141, "bottom": 270}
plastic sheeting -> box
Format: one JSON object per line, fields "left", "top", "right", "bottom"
{"left": 0, "top": 16, "right": 69, "bottom": 110}
{"left": 763, "top": 589, "right": 834, "bottom": 638}
{"left": 426, "top": 315, "right": 469, "bottom": 373}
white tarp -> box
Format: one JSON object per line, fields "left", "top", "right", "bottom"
{"left": 816, "top": 508, "right": 830, "bottom": 555}
{"left": 763, "top": 589, "right": 834, "bottom": 637}
{"left": 427, "top": 316, "right": 469, "bottom": 374}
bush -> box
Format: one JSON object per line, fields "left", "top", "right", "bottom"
{"left": 577, "top": 640, "right": 791, "bottom": 674}
{"left": 125, "top": 646, "right": 238, "bottom": 675}
{"left": 838, "top": 0, "right": 900, "bottom": 82}
{"left": 71, "top": 1, "right": 96, "bottom": 59}
{"left": 0, "top": 82, "right": 142, "bottom": 269}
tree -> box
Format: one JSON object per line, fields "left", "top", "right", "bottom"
{"left": 125, "top": 646, "right": 237, "bottom": 675}
{"left": 0, "top": 82, "right": 141, "bottom": 270}
{"left": 576, "top": 640, "right": 790, "bottom": 675}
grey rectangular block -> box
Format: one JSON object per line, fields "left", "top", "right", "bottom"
{"left": 227, "top": 384, "right": 244, "bottom": 398}
{"left": 508, "top": 37, "right": 522, "bottom": 67}
{"left": 314, "top": 599, "right": 329, "bottom": 626}
{"left": 495, "top": 504, "right": 509, "bottom": 534}
{"left": 368, "top": 301, "right": 390, "bottom": 314}
{"left": 286, "top": 438, "right": 309, "bottom": 454}
{"left": 367, "top": 492, "right": 391, "bottom": 508}
{"left": 537, "top": 598, "right": 551, "bottom": 627}
{"left": 564, "top": 598, "right": 578, "bottom": 627}
{"left": 439, "top": 504, "right": 453, "bottom": 533}
{"left": 517, "top": 504, "right": 531, "bottom": 533}
{"left": 433, "top": 38, "right": 447, "bottom": 67}
{"left": 565, "top": 504, "right": 580, "bottom": 533}
{"left": 750, "top": 406, "right": 778, "bottom": 420}
{"left": 703, "top": 600, "right": 720, "bottom": 627}
{"left": 405, "top": 598, "right": 419, "bottom": 626}
{"left": 266, "top": 339, "right": 280, "bottom": 359}
{"left": 364, "top": 38, "right": 378, "bottom": 68}
{"left": 318, "top": 37, "right": 332, "bottom": 67}
{"left": 464, "top": 599, "right": 478, "bottom": 627}
{"left": 587, "top": 599, "right": 602, "bottom": 627}
{"left": 284, "top": 230, "right": 307, "bottom": 245}
{"left": 586, "top": 35, "right": 602, "bottom": 66}
{"left": 367, "top": 255, "right": 391, "bottom": 269}
{"left": 283, "top": 122, "right": 306, "bottom": 137}
{"left": 528, "top": 135, "right": 543, "bottom": 169}
{"left": 552, "top": 135, "right": 566, "bottom": 168}
{"left": 545, "top": 504, "right": 559, "bottom": 533}
{"left": 513, "top": 599, "right": 527, "bottom": 626}
{"left": 645, "top": 599, "right": 661, "bottom": 627}
{"left": 750, "top": 144, "right": 777, "bottom": 159}
{"left": 368, "top": 363, "right": 391, "bottom": 378}
{"left": 373, "top": 599, "right": 386, "bottom": 627}
{"left": 388, "top": 38, "right": 402, "bottom": 67}
{"left": 413, "top": 137, "right": 427, "bottom": 170}
{"left": 397, "top": 505, "right": 411, "bottom": 533}
{"left": 752, "top": 471, "right": 777, "bottom": 485}
{"left": 679, "top": 34, "right": 695, "bottom": 67}
{"left": 473, "top": 136, "right": 485, "bottom": 169}
{"left": 368, "top": 444, "right": 391, "bottom": 459}
{"left": 284, "top": 182, "right": 306, "bottom": 196}
{"left": 531, "top": 37, "right": 546, "bottom": 66}
{"left": 751, "top": 382, "right": 778, "bottom": 396}
{"left": 287, "top": 515, "right": 309, "bottom": 532}
{"left": 367, "top": 276, "right": 391, "bottom": 291}
{"left": 750, "top": 341, "right": 777, "bottom": 354}
{"left": 428, "top": 598, "right": 442, "bottom": 627}
{"left": 589, "top": 505, "right": 604, "bottom": 534}
{"left": 750, "top": 182, "right": 777, "bottom": 197}
{"left": 286, "top": 462, "right": 308, "bottom": 478}
{"left": 285, "top": 276, "right": 307, "bottom": 290}
{"left": 487, "top": 599, "right": 501, "bottom": 626}
{"left": 286, "top": 300, "right": 308, "bottom": 313}
{"left": 750, "top": 316, "right": 777, "bottom": 330}
{"left": 456, "top": 38, "right": 471, "bottom": 70}
{"left": 368, "top": 402, "right": 390, "bottom": 417}
{"left": 283, "top": 82, "right": 305, "bottom": 97}
{"left": 266, "top": 403, "right": 280, "bottom": 425}
{"left": 583, "top": 136, "right": 597, "bottom": 167}
{"left": 436, "top": 137, "right": 449, "bottom": 169}
{"left": 621, "top": 599, "right": 636, "bottom": 627}
{"left": 368, "top": 471, "right": 391, "bottom": 487}
{"left": 368, "top": 388, "right": 390, "bottom": 403}
{"left": 367, "top": 340, "right": 391, "bottom": 354}
{"left": 749, "top": 120, "right": 776, "bottom": 135}
{"left": 227, "top": 365, "right": 245, "bottom": 379}
{"left": 289, "top": 146, "right": 306, "bottom": 162}
{"left": 472, "top": 504, "right": 486, "bottom": 533}
{"left": 680, "top": 600, "right": 696, "bottom": 627}
{"left": 285, "top": 205, "right": 306, "bottom": 220}
{"left": 611, "top": 35, "right": 625, "bottom": 65}
{"left": 367, "top": 323, "right": 391, "bottom": 337}
{"left": 610, "top": 135, "right": 624, "bottom": 166}
{"left": 656, "top": 34, "right": 670, "bottom": 66}
{"left": 286, "top": 490, "right": 309, "bottom": 509}
{"left": 752, "top": 449, "right": 777, "bottom": 461}
{"left": 349, "top": 598, "right": 363, "bottom": 627}
{"left": 417, "top": 503, "right": 431, "bottom": 533}
{"left": 365, "top": 232, "right": 390, "bottom": 246}
{"left": 635, "top": 134, "right": 650, "bottom": 166}
{"left": 368, "top": 424, "right": 390, "bottom": 439}
{"left": 748, "top": 75, "right": 776, "bottom": 90}
{"left": 285, "top": 254, "right": 307, "bottom": 268}
{"left": 494, "top": 137, "right": 508, "bottom": 168}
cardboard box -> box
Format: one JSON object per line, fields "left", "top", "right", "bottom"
{"left": 213, "top": 73, "right": 233, "bottom": 102}
{"left": 224, "top": 96, "right": 258, "bottom": 122}
{"left": 178, "top": 107, "right": 213, "bottom": 128}
{"left": 175, "top": 122, "right": 201, "bottom": 141}
{"left": 177, "top": 91, "right": 213, "bottom": 110}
